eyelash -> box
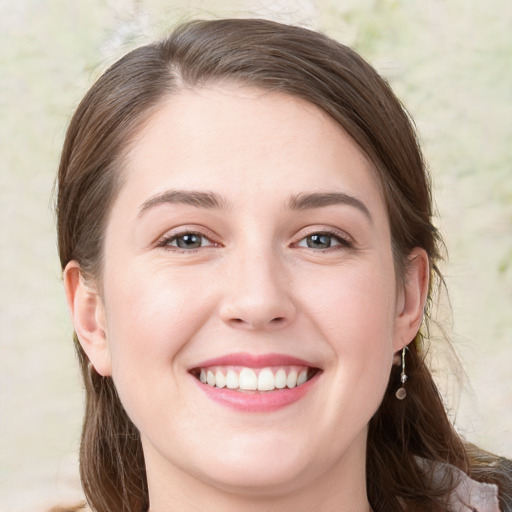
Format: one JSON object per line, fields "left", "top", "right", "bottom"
{"left": 293, "top": 229, "right": 354, "bottom": 251}
{"left": 157, "top": 227, "right": 354, "bottom": 253}
{"left": 157, "top": 230, "right": 219, "bottom": 252}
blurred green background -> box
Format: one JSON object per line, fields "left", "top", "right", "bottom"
{"left": 1, "top": 1, "right": 511, "bottom": 510}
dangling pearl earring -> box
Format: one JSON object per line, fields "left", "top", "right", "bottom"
{"left": 395, "top": 346, "right": 408, "bottom": 400}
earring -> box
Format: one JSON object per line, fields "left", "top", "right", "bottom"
{"left": 395, "top": 346, "right": 408, "bottom": 400}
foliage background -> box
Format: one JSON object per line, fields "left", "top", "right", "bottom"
{"left": 1, "top": 0, "right": 511, "bottom": 510}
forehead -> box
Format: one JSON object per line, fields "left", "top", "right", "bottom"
{"left": 120, "top": 85, "right": 385, "bottom": 215}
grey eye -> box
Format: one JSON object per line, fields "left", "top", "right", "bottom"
{"left": 159, "top": 230, "right": 217, "bottom": 251}
{"left": 306, "top": 234, "right": 333, "bottom": 249}
{"left": 174, "top": 233, "right": 203, "bottom": 249}
{"left": 296, "top": 231, "right": 351, "bottom": 250}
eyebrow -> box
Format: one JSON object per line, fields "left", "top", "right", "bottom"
{"left": 138, "top": 189, "right": 372, "bottom": 222}
{"left": 288, "top": 192, "right": 373, "bottom": 222}
{"left": 138, "top": 190, "right": 228, "bottom": 216}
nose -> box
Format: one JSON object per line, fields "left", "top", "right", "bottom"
{"left": 219, "top": 248, "right": 297, "bottom": 331}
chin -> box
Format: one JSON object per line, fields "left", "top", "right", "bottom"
{"left": 191, "top": 434, "right": 315, "bottom": 495}
{"left": 200, "top": 462, "right": 311, "bottom": 497}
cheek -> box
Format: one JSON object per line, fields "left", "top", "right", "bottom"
{"left": 299, "top": 263, "right": 396, "bottom": 392}
{"left": 102, "top": 264, "right": 214, "bottom": 376}
{"left": 100, "top": 265, "right": 218, "bottom": 431}
{"left": 302, "top": 262, "right": 397, "bottom": 343}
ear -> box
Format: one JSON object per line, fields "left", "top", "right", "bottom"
{"left": 63, "top": 261, "right": 112, "bottom": 376}
{"left": 393, "top": 247, "right": 430, "bottom": 352}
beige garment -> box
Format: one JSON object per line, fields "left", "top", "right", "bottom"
{"left": 417, "top": 458, "right": 500, "bottom": 512}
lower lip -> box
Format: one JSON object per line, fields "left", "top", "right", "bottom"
{"left": 192, "top": 372, "right": 321, "bottom": 413}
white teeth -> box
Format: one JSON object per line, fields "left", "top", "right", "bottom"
{"left": 286, "top": 370, "right": 298, "bottom": 388}
{"left": 275, "top": 369, "right": 287, "bottom": 389}
{"left": 257, "top": 368, "right": 275, "bottom": 391}
{"left": 239, "top": 368, "right": 258, "bottom": 390}
{"left": 226, "top": 369, "right": 239, "bottom": 389}
{"left": 297, "top": 369, "right": 308, "bottom": 386}
{"left": 197, "top": 366, "right": 314, "bottom": 391}
{"left": 215, "top": 370, "right": 226, "bottom": 388}
{"left": 206, "top": 370, "right": 216, "bottom": 387}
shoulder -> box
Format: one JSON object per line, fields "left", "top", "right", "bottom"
{"left": 417, "top": 457, "right": 501, "bottom": 512}
{"left": 47, "top": 504, "right": 91, "bottom": 512}
{"left": 448, "top": 468, "right": 500, "bottom": 512}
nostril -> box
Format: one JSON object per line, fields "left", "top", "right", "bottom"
{"left": 228, "top": 316, "right": 287, "bottom": 329}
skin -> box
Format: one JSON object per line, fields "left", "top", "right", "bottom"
{"left": 64, "top": 86, "right": 428, "bottom": 512}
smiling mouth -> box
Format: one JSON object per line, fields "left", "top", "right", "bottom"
{"left": 190, "top": 365, "right": 320, "bottom": 392}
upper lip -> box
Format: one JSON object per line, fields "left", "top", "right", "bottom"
{"left": 190, "top": 352, "right": 320, "bottom": 370}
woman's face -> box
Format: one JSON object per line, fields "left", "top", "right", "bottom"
{"left": 69, "top": 86, "right": 426, "bottom": 503}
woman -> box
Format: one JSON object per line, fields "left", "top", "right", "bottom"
{"left": 56, "top": 18, "right": 511, "bottom": 512}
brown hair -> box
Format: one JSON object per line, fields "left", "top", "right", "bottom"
{"left": 56, "top": 18, "right": 511, "bottom": 512}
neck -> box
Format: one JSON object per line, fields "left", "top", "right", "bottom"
{"left": 148, "top": 479, "right": 371, "bottom": 512}
{"left": 145, "top": 432, "right": 371, "bottom": 512}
